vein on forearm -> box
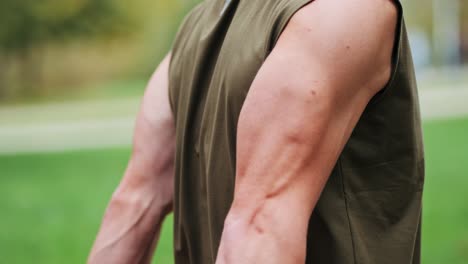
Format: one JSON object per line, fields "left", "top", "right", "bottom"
{"left": 94, "top": 193, "right": 159, "bottom": 253}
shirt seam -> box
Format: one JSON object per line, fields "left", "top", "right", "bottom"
{"left": 339, "top": 157, "right": 358, "bottom": 264}
{"left": 264, "top": 0, "right": 315, "bottom": 55}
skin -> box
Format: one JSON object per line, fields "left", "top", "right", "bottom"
{"left": 215, "top": 0, "right": 398, "bottom": 263}
{"left": 88, "top": 0, "right": 398, "bottom": 262}
{"left": 88, "top": 54, "right": 175, "bottom": 264}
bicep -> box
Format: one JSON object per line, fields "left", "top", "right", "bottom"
{"left": 117, "top": 53, "right": 175, "bottom": 196}
{"left": 231, "top": 0, "right": 398, "bottom": 225}
{"left": 134, "top": 53, "right": 174, "bottom": 158}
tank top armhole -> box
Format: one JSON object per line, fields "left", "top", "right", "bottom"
{"left": 266, "top": 0, "right": 404, "bottom": 107}
{"left": 367, "top": 0, "right": 404, "bottom": 106}
{"left": 168, "top": 53, "right": 176, "bottom": 117}
{"left": 266, "top": 0, "right": 315, "bottom": 54}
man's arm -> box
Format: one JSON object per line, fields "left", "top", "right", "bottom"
{"left": 216, "top": 0, "right": 398, "bottom": 263}
{"left": 88, "top": 53, "right": 175, "bottom": 264}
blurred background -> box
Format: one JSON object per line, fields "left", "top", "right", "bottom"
{"left": 0, "top": 0, "right": 467, "bottom": 263}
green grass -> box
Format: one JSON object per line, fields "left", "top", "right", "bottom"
{"left": 421, "top": 118, "right": 468, "bottom": 264}
{"left": 0, "top": 118, "right": 467, "bottom": 264}
{"left": 0, "top": 148, "right": 173, "bottom": 264}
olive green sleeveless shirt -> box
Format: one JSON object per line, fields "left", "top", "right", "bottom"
{"left": 168, "top": 0, "right": 424, "bottom": 263}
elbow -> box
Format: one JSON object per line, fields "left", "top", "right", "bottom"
{"left": 115, "top": 159, "right": 174, "bottom": 216}
{"left": 105, "top": 180, "right": 172, "bottom": 225}
{"left": 222, "top": 197, "right": 288, "bottom": 242}
{"left": 219, "top": 206, "right": 307, "bottom": 263}
{"left": 221, "top": 202, "right": 269, "bottom": 244}
{"left": 104, "top": 192, "right": 142, "bottom": 221}
{"left": 109, "top": 191, "right": 172, "bottom": 220}
{"left": 222, "top": 191, "right": 312, "bottom": 249}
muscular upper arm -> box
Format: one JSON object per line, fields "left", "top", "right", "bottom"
{"left": 226, "top": 0, "right": 398, "bottom": 245}
{"left": 132, "top": 53, "right": 174, "bottom": 171}
{"left": 113, "top": 53, "right": 175, "bottom": 213}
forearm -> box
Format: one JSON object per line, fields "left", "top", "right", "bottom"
{"left": 88, "top": 203, "right": 169, "bottom": 264}
{"left": 88, "top": 160, "right": 174, "bottom": 264}
{"left": 139, "top": 221, "right": 165, "bottom": 264}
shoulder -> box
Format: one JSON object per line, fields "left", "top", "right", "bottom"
{"left": 289, "top": 0, "right": 399, "bottom": 32}
{"left": 273, "top": 0, "right": 400, "bottom": 94}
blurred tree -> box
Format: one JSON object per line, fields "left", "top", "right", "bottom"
{"left": 0, "top": 0, "right": 129, "bottom": 97}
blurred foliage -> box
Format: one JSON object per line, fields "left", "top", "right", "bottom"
{"left": 403, "top": 0, "right": 468, "bottom": 32}
{"left": 0, "top": 0, "right": 201, "bottom": 102}
{"left": 0, "top": 0, "right": 127, "bottom": 51}
{"left": 0, "top": 0, "right": 466, "bottom": 102}
{"left": 0, "top": 0, "right": 132, "bottom": 99}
